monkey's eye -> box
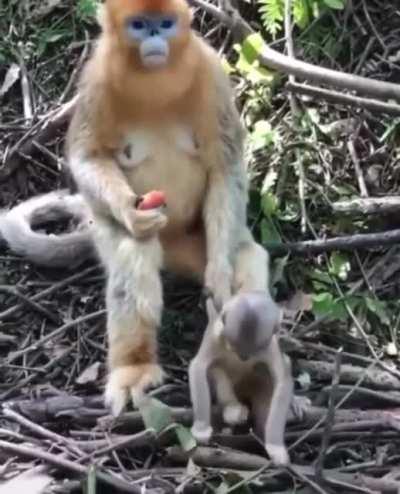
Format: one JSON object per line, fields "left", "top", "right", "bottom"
{"left": 131, "top": 18, "right": 146, "bottom": 30}
{"left": 160, "top": 18, "right": 175, "bottom": 29}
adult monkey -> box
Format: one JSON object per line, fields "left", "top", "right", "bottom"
{"left": 66, "top": 0, "right": 270, "bottom": 415}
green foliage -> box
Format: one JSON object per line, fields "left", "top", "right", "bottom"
{"left": 233, "top": 33, "right": 276, "bottom": 83}
{"left": 138, "top": 396, "right": 196, "bottom": 451}
{"left": 77, "top": 0, "right": 99, "bottom": 22}
{"left": 258, "top": 0, "right": 284, "bottom": 38}
{"left": 257, "top": 0, "right": 345, "bottom": 37}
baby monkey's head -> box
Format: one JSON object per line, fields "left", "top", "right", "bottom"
{"left": 214, "top": 291, "right": 282, "bottom": 361}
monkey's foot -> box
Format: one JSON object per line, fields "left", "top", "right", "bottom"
{"left": 223, "top": 403, "right": 249, "bottom": 425}
{"left": 191, "top": 422, "right": 213, "bottom": 444}
{"left": 104, "top": 363, "right": 164, "bottom": 416}
{"left": 265, "top": 443, "right": 290, "bottom": 467}
{"left": 290, "top": 395, "right": 311, "bottom": 422}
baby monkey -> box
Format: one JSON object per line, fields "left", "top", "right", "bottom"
{"left": 189, "top": 290, "right": 294, "bottom": 466}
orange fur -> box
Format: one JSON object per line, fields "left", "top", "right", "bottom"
{"left": 108, "top": 317, "right": 157, "bottom": 368}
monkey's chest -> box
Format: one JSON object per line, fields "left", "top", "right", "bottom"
{"left": 115, "top": 127, "right": 207, "bottom": 232}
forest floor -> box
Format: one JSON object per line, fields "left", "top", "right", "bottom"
{"left": 1, "top": 0, "right": 400, "bottom": 493}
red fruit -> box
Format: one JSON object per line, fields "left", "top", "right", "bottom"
{"left": 137, "top": 190, "right": 166, "bottom": 210}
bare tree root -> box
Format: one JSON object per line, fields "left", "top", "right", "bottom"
{"left": 0, "top": 190, "right": 93, "bottom": 268}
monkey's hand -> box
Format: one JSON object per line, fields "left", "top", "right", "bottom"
{"left": 204, "top": 259, "right": 233, "bottom": 312}
{"left": 104, "top": 363, "right": 164, "bottom": 416}
{"left": 265, "top": 443, "right": 290, "bottom": 467}
{"left": 191, "top": 421, "right": 213, "bottom": 444}
{"left": 119, "top": 203, "right": 167, "bottom": 240}
{"left": 223, "top": 403, "right": 249, "bottom": 425}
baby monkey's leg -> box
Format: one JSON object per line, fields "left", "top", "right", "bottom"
{"left": 212, "top": 367, "right": 249, "bottom": 425}
{"left": 94, "top": 218, "right": 164, "bottom": 416}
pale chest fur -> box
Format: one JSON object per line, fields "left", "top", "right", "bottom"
{"left": 114, "top": 124, "right": 207, "bottom": 234}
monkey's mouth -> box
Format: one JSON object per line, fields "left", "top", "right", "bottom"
{"left": 143, "top": 52, "right": 168, "bottom": 68}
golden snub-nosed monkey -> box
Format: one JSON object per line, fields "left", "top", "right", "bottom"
{"left": 66, "top": 0, "right": 271, "bottom": 415}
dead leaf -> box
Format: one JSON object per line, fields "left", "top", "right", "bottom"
{"left": 76, "top": 361, "right": 101, "bottom": 385}
{"left": 319, "top": 118, "right": 358, "bottom": 139}
{"left": 0, "top": 64, "right": 20, "bottom": 98}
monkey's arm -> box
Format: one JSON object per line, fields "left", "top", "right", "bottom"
{"left": 66, "top": 101, "right": 166, "bottom": 238}
{"left": 202, "top": 68, "right": 248, "bottom": 308}
{"left": 263, "top": 336, "right": 293, "bottom": 465}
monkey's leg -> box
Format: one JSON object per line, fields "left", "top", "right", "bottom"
{"left": 94, "top": 218, "right": 164, "bottom": 416}
{"left": 250, "top": 371, "right": 290, "bottom": 467}
{"left": 262, "top": 340, "right": 293, "bottom": 466}
{"left": 211, "top": 367, "right": 249, "bottom": 426}
{"left": 232, "top": 234, "right": 270, "bottom": 293}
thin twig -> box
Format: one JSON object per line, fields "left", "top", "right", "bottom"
{"left": 0, "top": 285, "right": 59, "bottom": 324}
{"left": 2, "top": 407, "right": 85, "bottom": 457}
{"left": 315, "top": 349, "right": 342, "bottom": 481}
{"left": 0, "top": 439, "right": 151, "bottom": 494}
{"left": 5, "top": 310, "right": 105, "bottom": 365}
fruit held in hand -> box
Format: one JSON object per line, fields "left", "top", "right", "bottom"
{"left": 137, "top": 190, "right": 166, "bottom": 210}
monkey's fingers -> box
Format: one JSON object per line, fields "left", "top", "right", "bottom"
{"left": 104, "top": 364, "right": 164, "bottom": 416}
{"left": 129, "top": 210, "right": 168, "bottom": 238}
{"left": 265, "top": 443, "right": 290, "bottom": 467}
{"left": 130, "top": 363, "right": 164, "bottom": 405}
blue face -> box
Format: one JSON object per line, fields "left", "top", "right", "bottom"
{"left": 126, "top": 14, "right": 178, "bottom": 68}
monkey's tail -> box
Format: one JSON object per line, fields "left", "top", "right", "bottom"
{"left": 0, "top": 190, "right": 94, "bottom": 268}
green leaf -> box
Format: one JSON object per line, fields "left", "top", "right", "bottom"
{"left": 365, "top": 297, "right": 390, "bottom": 326}
{"left": 138, "top": 397, "right": 173, "bottom": 433}
{"left": 261, "top": 191, "right": 278, "bottom": 216}
{"left": 329, "top": 252, "right": 351, "bottom": 281}
{"left": 258, "top": 0, "right": 284, "bottom": 37}
{"left": 322, "top": 0, "right": 345, "bottom": 9}
{"left": 240, "top": 32, "right": 266, "bottom": 63}
{"left": 293, "top": 0, "right": 310, "bottom": 29}
{"left": 250, "top": 120, "right": 277, "bottom": 151}
{"left": 174, "top": 424, "right": 197, "bottom": 452}
{"left": 260, "top": 217, "right": 281, "bottom": 245}
{"left": 312, "top": 293, "right": 347, "bottom": 321}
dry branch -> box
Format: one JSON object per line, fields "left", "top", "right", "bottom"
{"left": 333, "top": 196, "right": 400, "bottom": 215}
{"left": 190, "top": 0, "right": 400, "bottom": 102}
{"left": 266, "top": 228, "right": 400, "bottom": 255}
{"left": 287, "top": 81, "right": 400, "bottom": 116}
{"left": 297, "top": 359, "right": 400, "bottom": 390}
